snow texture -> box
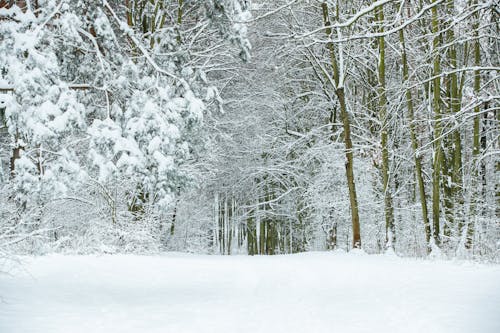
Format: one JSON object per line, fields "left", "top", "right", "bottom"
{"left": 1, "top": 252, "right": 499, "bottom": 333}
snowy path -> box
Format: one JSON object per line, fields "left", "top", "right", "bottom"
{"left": 1, "top": 252, "right": 499, "bottom": 333}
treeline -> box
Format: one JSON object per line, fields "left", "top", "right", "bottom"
{"left": 188, "top": 0, "right": 499, "bottom": 258}
{"left": 0, "top": 0, "right": 250, "bottom": 254}
{"left": 0, "top": 0, "right": 498, "bottom": 260}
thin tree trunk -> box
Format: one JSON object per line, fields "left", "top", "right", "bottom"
{"left": 376, "top": 5, "right": 395, "bottom": 250}
{"left": 399, "top": 28, "right": 432, "bottom": 250}
{"left": 10, "top": 130, "right": 22, "bottom": 177}
{"left": 467, "top": 0, "right": 481, "bottom": 249}
{"left": 431, "top": 0, "right": 443, "bottom": 247}
{"left": 444, "top": 0, "right": 464, "bottom": 240}
{"left": 170, "top": 199, "right": 179, "bottom": 236}
{"left": 322, "top": 2, "right": 361, "bottom": 249}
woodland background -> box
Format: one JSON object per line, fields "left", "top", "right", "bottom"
{"left": 0, "top": 0, "right": 498, "bottom": 261}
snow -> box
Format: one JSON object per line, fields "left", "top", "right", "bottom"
{"left": 1, "top": 252, "right": 499, "bottom": 333}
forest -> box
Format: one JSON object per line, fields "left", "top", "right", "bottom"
{"left": 1, "top": 1, "right": 499, "bottom": 332}
{"left": 0, "top": 0, "right": 498, "bottom": 260}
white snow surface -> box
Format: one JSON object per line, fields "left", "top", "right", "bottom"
{"left": 1, "top": 252, "right": 499, "bottom": 333}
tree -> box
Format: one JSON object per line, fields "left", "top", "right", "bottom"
{"left": 0, "top": 0, "right": 251, "bottom": 252}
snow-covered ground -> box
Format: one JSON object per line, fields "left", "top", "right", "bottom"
{"left": 1, "top": 252, "right": 499, "bottom": 333}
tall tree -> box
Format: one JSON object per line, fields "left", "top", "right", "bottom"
{"left": 321, "top": 2, "right": 361, "bottom": 249}
{"left": 375, "top": 3, "right": 395, "bottom": 250}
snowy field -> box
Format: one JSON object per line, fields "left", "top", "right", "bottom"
{"left": 1, "top": 252, "right": 499, "bottom": 333}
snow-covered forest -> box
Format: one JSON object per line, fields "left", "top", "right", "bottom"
{"left": 0, "top": 1, "right": 499, "bottom": 332}
{"left": 2, "top": 0, "right": 498, "bottom": 259}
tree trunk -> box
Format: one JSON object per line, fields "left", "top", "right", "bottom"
{"left": 376, "top": 5, "right": 395, "bottom": 250}
{"left": 337, "top": 88, "right": 362, "bottom": 249}
{"left": 399, "top": 28, "right": 432, "bottom": 250}
{"left": 322, "top": 2, "right": 361, "bottom": 249}
{"left": 431, "top": 0, "right": 443, "bottom": 247}
{"left": 467, "top": 0, "right": 481, "bottom": 249}
{"left": 445, "top": 0, "right": 464, "bottom": 240}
